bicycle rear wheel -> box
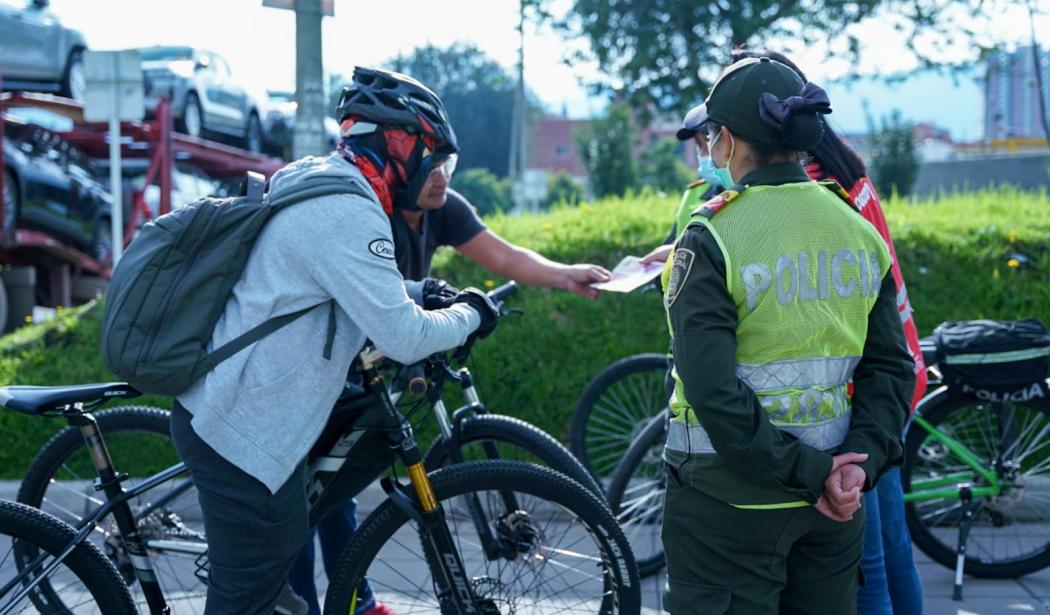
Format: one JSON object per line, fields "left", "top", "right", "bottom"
{"left": 606, "top": 410, "right": 668, "bottom": 578}
{"left": 570, "top": 353, "right": 673, "bottom": 481}
{"left": 323, "top": 460, "right": 640, "bottom": 614}
{"left": 16, "top": 406, "right": 208, "bottom": 611}
{"left": 0, "top": 499, "right": 137, "bottom": 614}
{"left": 423, "top": 413, "right": 605, "bottom": 498}
{"left": 903, "top": 384, "right": 1050, "bottom": 578}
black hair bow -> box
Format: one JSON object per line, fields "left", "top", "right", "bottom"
{"left": 758, "top": 82, "right": 832, "bottom": 131}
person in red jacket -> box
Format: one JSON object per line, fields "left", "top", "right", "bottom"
{"left": 731, "top": 48, "right": 927, "bottom": 615}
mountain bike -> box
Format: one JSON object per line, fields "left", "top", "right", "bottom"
{"left": 570, "top": 353, "right": 673, "bottom": 481}
{"left": 1, "top": 283, "right": 639, "bottom": 613}
{"left": 902, "top": 334, "right": 1050, "bottom": 599}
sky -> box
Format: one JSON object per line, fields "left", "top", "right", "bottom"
{"left": 43, "top": 0, "right": 1050, "bottom": 140}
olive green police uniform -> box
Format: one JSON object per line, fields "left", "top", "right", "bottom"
{"left": 660, "top": 163, "right": 915, "bottom": 615}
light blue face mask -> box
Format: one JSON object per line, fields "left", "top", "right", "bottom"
{"left": 696, "top": 156, "right": 721, "bottom": 187}
{"left": 707, "top": 131, "right": 735, "bottom": 188}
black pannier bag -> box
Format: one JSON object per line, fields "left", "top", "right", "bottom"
{"left": 933, "top": 319, "right": 1050, "bottom": 392}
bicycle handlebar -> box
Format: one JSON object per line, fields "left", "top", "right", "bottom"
{"left": 488, "top": 281, "right": 518, "bottom": 304}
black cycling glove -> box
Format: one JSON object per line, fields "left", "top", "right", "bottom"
{"left": 421, "top": 277, "right": 460, "bottom": 311}
{"left": 453, "top": 288, "right": 500, "bottom": 340}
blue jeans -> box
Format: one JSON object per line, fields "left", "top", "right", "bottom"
{"left": 857, "top": 468, "right": 924, "bottom": 615}
{"left": 288, "top": 501, "right": 375, "bottom": 615}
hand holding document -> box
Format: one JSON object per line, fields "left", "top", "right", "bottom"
{"left": 589, "top": 256, "right": 663, "bottom": 293}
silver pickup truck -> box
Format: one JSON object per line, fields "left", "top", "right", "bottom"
{"left": 0, "top": 0, "right": 86, "bottom": 101}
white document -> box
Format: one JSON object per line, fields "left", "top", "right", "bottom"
{"left": 591, "top": 256, "right": 664, "bottom": 293}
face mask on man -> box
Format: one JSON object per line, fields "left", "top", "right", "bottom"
{"left": 707, "top": 130, "right": 736, "bottom": 188}
{"left": 697, "top": 156, "right": 721, "bottom": 188}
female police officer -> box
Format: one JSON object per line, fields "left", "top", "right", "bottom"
{"left": 660, "top": 57, "right": 915, "bottom": 614}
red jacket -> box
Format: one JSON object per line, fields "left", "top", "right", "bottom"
{"left": 809, "top": 168, "right": 928, "bottom": 412}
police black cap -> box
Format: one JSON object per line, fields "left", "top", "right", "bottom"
{"left": 705, "top": 57, "right": 805, "bottom": 145}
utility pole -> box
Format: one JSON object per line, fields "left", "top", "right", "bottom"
{"left": 293, "top": 0, "right": 326, "bottom": 158}
{"left": 509, "top": 0, "right": 528, "bottom": 210}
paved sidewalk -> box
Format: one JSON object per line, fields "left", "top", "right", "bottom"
{"left": 637, "top": 552, "right": 1050, "bottom": 614}
{"left": 4, "top": 479, "right": 1050, "bottom": 613}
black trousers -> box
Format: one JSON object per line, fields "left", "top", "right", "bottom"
{"left": 662, "top": 466, "right": 865, "bottom": 615}
{"left": 170, "top": 402, "right": 310, "bottom": 615}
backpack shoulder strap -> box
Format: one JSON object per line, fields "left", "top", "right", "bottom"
{"left": 266, "top": 175, "right": 374, "bottom": 210}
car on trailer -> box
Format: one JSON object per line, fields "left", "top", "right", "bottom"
{"left": 0, "top": 0, "right": 87, "bottom": 101}
{"left": 138, "top": 46, "right": 264, "bottom": 153}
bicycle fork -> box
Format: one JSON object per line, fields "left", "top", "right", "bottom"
{"left": 365, "top": 365, "right": 488, "bottom": 614}
{"left": 435, "top": 368, "right": 523, "bottom": 560}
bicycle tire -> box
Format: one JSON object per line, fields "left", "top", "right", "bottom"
{"left": 903, "top": 383, "right": 1050, "bottom": 578}
{"left": 607, "top": 409, "right": 668, "bottom": 578}
{"left": 1, "top": 499, "right": 137, "bottom": 614}
{"left": 323, "top": 460, "right": 641, "bottom": 614}
{"left": 17, "top": 406, "right": 208, "bottom": 609}
{"left": 570, "top": 353, "right": 672, "bottom": 481}
{"left": 423, "top": 413, "right": 605, "bottom": 498}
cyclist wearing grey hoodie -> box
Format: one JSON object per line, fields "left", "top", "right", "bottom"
{"left": 171, "top": 67, "right": 496, "bottom": 615}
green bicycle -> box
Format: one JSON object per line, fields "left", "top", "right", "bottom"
{"left": 903, "top": 322, "right": 1050, "bottom": 599}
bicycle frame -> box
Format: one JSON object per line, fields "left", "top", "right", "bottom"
{"left": 902, "top": 412, "right": 1002, "bottom": 503}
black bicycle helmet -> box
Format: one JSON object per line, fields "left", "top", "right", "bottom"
{"left": 336, "top": 66, "right": 459, "bottom": 155}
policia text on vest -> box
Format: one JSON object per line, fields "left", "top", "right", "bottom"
{"left": 741, "top": 247, "right": 884, "bottom": 311}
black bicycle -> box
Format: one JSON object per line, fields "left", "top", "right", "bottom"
{"left": 570, "top": 353, "right": 673, "bottom": 481}
{"left": 1, "top": 283, "right": 640, "bottom": 614}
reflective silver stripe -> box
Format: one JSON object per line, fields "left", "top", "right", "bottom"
{"left": 944, "top": 347, "right": 1050, "bottom": 365}
{"left": 897, "top": 283, "right": 914, "bottom": 323}
{"left": 736, "top": 356, "right": 860, "bottom": 392}
{"left": 665, "top": 412, "right": 852, "bottom": 455}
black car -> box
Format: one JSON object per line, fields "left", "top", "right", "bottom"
{"left": 2, "top": 114, "right": 113, "bottom": 263}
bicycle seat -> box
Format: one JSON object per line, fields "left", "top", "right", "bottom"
{"left": 920, "top": 336, "right": 937, "bottom": 367}
{"left": 0, "top": 383, "right": 140, "bottom": 415}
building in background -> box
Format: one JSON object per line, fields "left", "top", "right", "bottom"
{"left": 527, "top": 112, "right": 694, "bottom": 200}
{"left": 985, "top": 46, "right": 1050, "bottom": 141}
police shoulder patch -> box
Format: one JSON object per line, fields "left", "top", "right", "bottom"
{"left": 665, "top": 248, "right": 696, "bottom": 307}
{"left": 690, "top": 188, "right": 740, "bottom": 219}
{"left": 818, "top": 179, "right": 855, "bottom": 209}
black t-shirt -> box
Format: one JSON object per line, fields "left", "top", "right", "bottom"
{"left": 390, "top": 189, "right": 486, "bottom": 281}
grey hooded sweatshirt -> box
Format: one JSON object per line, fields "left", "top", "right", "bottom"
{"left": 177, "top": 153, "right": 480, "bottom": 493}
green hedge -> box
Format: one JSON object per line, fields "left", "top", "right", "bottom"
{"left": 0, "top": 187, "right": 1047, "bottom": 478}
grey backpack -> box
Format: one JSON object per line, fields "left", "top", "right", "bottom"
{"left": 101, "top": 172, "right": 370, "bottom": 396}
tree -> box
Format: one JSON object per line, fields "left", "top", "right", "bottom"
{"left": 543, "top": 172, "right": 583, "bottom": 208}
{"left": 387, "top": 43, "right": 542, "bottom": 178}
{"left": 574, "top": 103, "right": 639, "bottom": 198}
{"left": 451, "top": 168, "right": 513, "bottom": 216}
{"left": 530, "top": 0, "right": 1022, "bottom": 117}
{"left": 639, "top": 139, "right": 693, "bottom": 193}
{"left": 868, "top": 110, "right": 918, "bottom": 197}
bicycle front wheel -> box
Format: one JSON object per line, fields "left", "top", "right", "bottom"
{"left": 903, "top": 384, "right": 1050, "bottom": 578}
{"left": 607, "top": 410, "right": 668, "bottom": 578}
{"left": 16, "top": 406, "right": 207, "bottom": 610}
{"left": 0, "top": 499, "right": 137, "bottom": 614}
{"left": 571, "top": 353, "right": 673, "bottom": 481}
{"left": 323, "top": 460, "right": 641, "bottom": 614}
